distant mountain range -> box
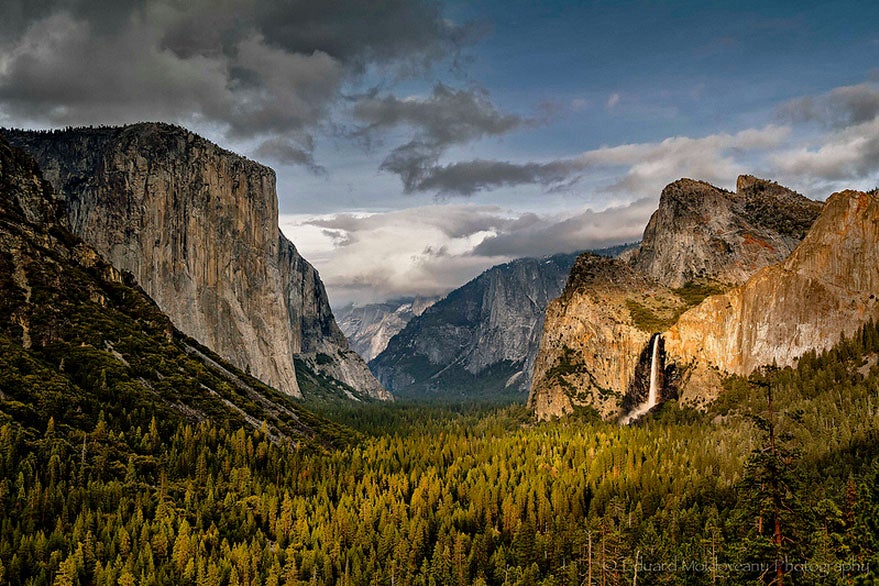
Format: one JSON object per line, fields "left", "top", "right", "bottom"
{"left": 336, "top": 296, "right": 439, "bottom": 362}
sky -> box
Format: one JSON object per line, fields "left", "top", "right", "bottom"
{"left": 2, "top": 0, "right": 879, "bottom": 306}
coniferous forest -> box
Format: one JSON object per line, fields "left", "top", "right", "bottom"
{"left": 1, "top": 321, "right": 878, "bottom": 585}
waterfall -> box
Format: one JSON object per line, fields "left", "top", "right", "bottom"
{"left": 622, "top": 334, "right": 661, "bottom": 424}
{"left": 646, "top": 334, "right": 660, "bottom": 410}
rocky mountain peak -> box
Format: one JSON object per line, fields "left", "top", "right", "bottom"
{"left": 370, "top": 252, "right": 582, "bottom": 400}
{"left": 530, "top": 175, "right": 830, "bottom": 421}
{"left": 735, "top": 173, "right": 804, "bottom": 202}
{"left": 631, "top": 175, "right": 823, "bottom": 288}
{"left": 565, "top": 253, "right": 652, "bottom": 294}
{"left": 735, "top": 173, "right": 771, "bottom": 193}
{"left": 337, "top": 296, "right": 439, "bottom": 362}
{"left": 662, "top": 177, "right": 731, "bottom": 203}
{"left": 0, "top": 134, "right": 337, "bottom": 442}
{"left": 734, "top": 174, "right": 823, "bottom": 241}
{"left": 784, "top": 189, "right": 879, "bottom": 289}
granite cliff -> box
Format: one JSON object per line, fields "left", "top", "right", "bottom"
{"left": 0, "top": 134, "right": 340, "bottom": 442}
{"left": 527, "top": 254, "right": 672, "bottom": 419}
{"left": 3, "top": 124, "right": 388, "bottom": 401}
{"left": 371, "top": 251, "right": 594, "bottom": 401}
{"left": 665, "top": 189, "right": 879, "bottom": 404}
{"left": 629, "top": 175, "right": 823, "bottom": 287}
{"left": 530, "top": 175, "right": 828, "bottom": 420}
{"left": 337, "top": 296, "right": 438, "bottom": 362}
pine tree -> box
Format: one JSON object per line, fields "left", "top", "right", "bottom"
{"left": 734, "top": 366, "right": 809, "bottom": 585}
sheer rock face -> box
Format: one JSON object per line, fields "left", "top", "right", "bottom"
{"left": 530, "top": 176, "right": 828, "bottom": 420}
{"left": 0, "top": 134, "right": 64, "bottom": 231}
{"left": 3, "top": 124, "right": 387, "bottom": 400}
{"left": 337, "top": 296, "right": 438, "bottom": 362}
{"left": 370, "top": 253, "right": 579, "bottom": 400}
{"left": 665, "top": 190, "right": 879, "bottom": 402}
{"left": 528, "top": 256, "right": 652, "bottom": 419}
{"left": 0, "top": 135, "right": 337, "bottom": 442}
{"left": 630, "top": 176, "right": 823, "bottom": 287}
{"left": 278, "top": 235, "right": 392, "bottom": 400}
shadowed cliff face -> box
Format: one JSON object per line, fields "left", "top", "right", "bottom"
{"left": 370, "top": 253, "right": 581, "bottom": 401}
{"left": 530, "top": 175, "right": 831, "bottom": 421}
{"left": 619, "top": 334, "right": 680, "bottom": 419}
{"left": 3, "top": 124, "right": 388, "bottom": 401}
{"left": 278, "top": 234, "right": 392, "bottom": 400}
{"left": 527, "top": 254, "right": 684, "bottom": 420}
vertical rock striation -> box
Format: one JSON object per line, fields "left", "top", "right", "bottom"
{"left": 0, "top": 134, "right": 340, "bottom": 442}
{"left": 278, "top": 234, "right": 392, "bottom": 400}
{"left": 337, "top": 296, "right": 438, "bottom": 362}
{"left": 3, "top": 124, "right": 387, "bottom": 400}
{"left": 664, "top": 189, "right": 879, "bottom": 403}
{"left": 527, "top": 254, "right": 682, "bottom": 419}
{"left": 370, "top": 252, "right": 582, "bottom": 400}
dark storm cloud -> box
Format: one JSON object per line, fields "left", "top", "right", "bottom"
{"left": 254, "top": 137, "right": 325, "bottom": 174}
{"left": 0, "top": 0, "right": 141, "bottom": 40}
{"left": 309, "top": 204, "right": 510, "bottom": 240}
{"left": 0, "top": 0, "right": 473, "bottom": 168}
{"left": 353, "top": 84, "right": 525, "bottom": 144}
{"left": 379, "top": 125, "right": 790, "bottom": 198}
{"left": 770, "top": 82, "right": 879, "bottom": 186}
{"left": 357, "top": 78, "right": 789, "bottom": 198}
{"left": 403, "top": 158, "right": 585, "bottom": 196}
{"left": 351, "top": 83, "right": 538, "bottom": 195}
{"left": 253, "top": 0, "right": 480, "bottom": 71}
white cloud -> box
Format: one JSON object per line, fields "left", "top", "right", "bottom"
{"left": 281, "top": 206, "right": 505, "bottom": 306}
{"left": 771, "top": 117, "right": 879, "bottom": 186}
{"left": 279, "top": 199, "right": 650, "bottom": 306}
{"left": 578, "top": 125, "right": 791, "bottom": 195}
{"left": 761, "top": 82, "right": 879, "bottom": 193}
